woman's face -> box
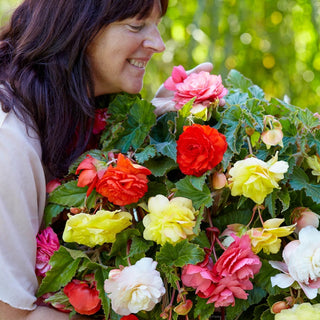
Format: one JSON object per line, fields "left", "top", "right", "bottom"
{"left": 88, "top": 3, "right": 165, "bottom": 96}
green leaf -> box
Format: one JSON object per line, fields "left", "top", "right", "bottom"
{"left": 178, "top": 97, "right": 196, "bottom": 117}
{"left": 253, "top": 260, "right": 282, "bottom": 296}
{"left": 225, "top": 287, "right": 266, "bottom": 320}
{"left": 158, "top": 264, "right": 180, "bottom": 289}
{"left": 150, "top": 137, "right": 177, "bottom": 160}
{"left": 143, "top": 156, "right": 177, "bottom": 177}
{"left": 37, "top": 246, "right": 88, "bottom": 296}
{"left": 135, "top": 145, "right": 157, "bottom": 163}
{"left": 43, "top": 203, "right": 65, "bottom": 227}
{"left": 156, "top": 240, "right": 204, "bottom": 267}
{"left": 109, "top": 228, "right": 140, "bottom": 261}
{"left": 175, "top": 176, "right": 212, "bottom": 210}
{"left": 226, "top": 69, "right": 253, "bottom": 92}
{"left": 128, "top": 236, "right": 153, "bottom": 258}
{"left": 115, "top": 99, "right": 156, "bottom": 152}
{"left": 248, "top": 85, "right": 265, "bottom": 99}
{"left": 95, "top": 266, "right": 111, "bottom": 318}
{"left": 265, "top": 192, "right": 277, "bottom": 218}
{"left": 290, "top": 167, "right": 320, "bottom": 204}
{"left": 193, "top": 296, "right": 215, "bottom": 320}
{"left": 48, "top": 180, "right": 87, "bottom": 207}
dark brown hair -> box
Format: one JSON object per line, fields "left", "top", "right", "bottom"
{"left": 0, "top": 0, "right": 168, "bottom": 177}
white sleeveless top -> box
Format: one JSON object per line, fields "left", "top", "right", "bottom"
{"left": 0, "top": 108, "right": 46, "bottom": 310}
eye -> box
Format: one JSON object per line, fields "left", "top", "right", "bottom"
{"left": 128, "top": 24, "right": 145, "bottom": 32}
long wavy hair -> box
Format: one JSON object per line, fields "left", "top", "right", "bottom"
{"left": 0, "top": 0, "right": 168, "bottom": 177}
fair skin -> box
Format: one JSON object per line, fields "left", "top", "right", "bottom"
{"left": 88, "top": 3, "right": 165, "bottom": 96}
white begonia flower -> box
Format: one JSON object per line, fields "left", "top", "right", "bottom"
{"left": 104, "top": 257, "right": 166, "bottom": 316}
{"left": 270, "top": 226, "right": 320, "bottom": 299}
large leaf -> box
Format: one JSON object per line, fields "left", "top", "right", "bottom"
{"left": 175, "top": 176, "right": 212, "bottom": 209}
{"left": 43, "top": 203, "right": 65, "bottom": 227}
{"left": 290, "top": 167, "right": 320, "bottom": 204}
{"left": 226, "top": 69, "right": 253, "bottom": 92}
{"left": 193, "top": 296, "right": 215, "bottom": 320}
{"left": 37, "top": 246, "right": 88, "bottom": 296}
{"left": 95, "top": 267, "right": 111, "bottom": 318}
{"left": 156, "top": 240, "right": 204, "bottom": 267}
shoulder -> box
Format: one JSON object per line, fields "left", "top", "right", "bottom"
{"left": 0, "top": 107, "right": 42, "bottom": 158}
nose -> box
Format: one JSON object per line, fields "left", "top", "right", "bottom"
{"left": 143, "top": 26, "right": 166, "bottom": 53}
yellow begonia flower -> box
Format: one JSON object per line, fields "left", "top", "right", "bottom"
{"left": 228, "top": 153, "right": 289, "bottom": 204}
{"left": 63, "top": 210, "right": 132, "bottom": 247}
{"left": 143, "top": 194, "right": 197, "bottom": 246}
{"left": 247, "top": 218, "right": 295, "bottom": 254}
{"left": 306, "top": 155, "right": 320, "bottom": 182}
{"left": 275, "top": 303, "right": 320, "bottom": 320}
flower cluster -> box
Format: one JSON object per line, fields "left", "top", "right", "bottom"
{"left": 36, "top": 68, "right": 320, "bottom": 320}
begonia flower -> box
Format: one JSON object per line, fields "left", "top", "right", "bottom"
{"left": 143, "top": 195, "right": 197, "bottom": 245}
{"left": 104, "top": 257, "right": 165, "bottom": 316}
{"left": 36, "top": 227, "right": 60, "bottom": 277}
{"left": 76, "top": 155, "right": 108, "bottom": 196}
{"left": 270, "top": 226, "right": 320, "bottom": 299}
{"left": 181, "top": 257, "right": 218, "bottom": 298}
{"left": 207, "top": 274, "right": 253, "bottom": 307}
{"left": 63, "top": 209, "right": 132, "bottom": 247}
{"left": 228, "top": 153, "right": 289, "bottom": 204}
{"left": 96, "top": 153, "right": 151, "bottom": 206}
{"left": 164, "top": 65, "right": 228, "bottom": 109}
{"left": 247, "top": 218, "right": 295, "bottom": 254}
{"left": 176, "top": 124, "right": 227, "bottom": 177}
{"left": 64, "top": 277, "right": 101, "bottom": 315}
{"left": 213, "top": 234, "right": 262, "bottom": 281}
{"left": 275, "top": 303, "right": 320, "bottom": 320}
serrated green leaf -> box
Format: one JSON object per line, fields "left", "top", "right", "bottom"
{"left": 150, "top": 137, "right": 177, "bottom": 160}
{"left": 156, "top": 240, "right": 204, "bottom": 267}
{"left": 44, "top": 203, "right": 66, "bottom": 227}
{"left": 178, "top": 97, "right": 196, "bottom": 117}
{"left": 48, "top": 180, "right": 87, "bottom": 207}
{"left": 143, "top": 156, "right": 177, "bottom": 177}
{"left": 226, "top": 69, "right": 253, "bottom": 92}
{"left": 115, "top": 99, "right": 156, "bottom": 152}
{"left": 265, "top": 192, "right": 277, "bottom": 218}
{"left": 158, "top": 264, "right": 180, "bottom": 289}
{"left": 128, "top": 236, "right": 153, "bottom": 258}
{"left": 248, "top": 85, "right": 265, "bottom": 100}
{"left": 290, "top": 167, "right": 320, "bottom": 204}
{"left": 37, "top": 246, "right": 87, "bottom": 296}
{"left": 225, "top": 91, "right": 249, "bottom": 105}
{"left": 95, "top": 266, "right": 111, "bottom": 318}
{"left": 135, "top": 145, "right": 157, "bottom": 163}
{"left": 193, "top": 296, "right": 215, "bottom": 320}
{"left": 175, "top": 176, "right": 212, "bottom": 209}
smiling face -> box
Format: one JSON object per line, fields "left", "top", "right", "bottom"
{"left": 87, "top": 3, "right": 165, "bottom": 96}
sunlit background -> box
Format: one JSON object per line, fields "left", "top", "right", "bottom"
{"left": 1, "top": 0, "right": 320, "bottom": 112}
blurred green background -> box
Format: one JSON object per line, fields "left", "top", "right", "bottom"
{"left": 1, "top": 0, "right": 320, "bottom": 112}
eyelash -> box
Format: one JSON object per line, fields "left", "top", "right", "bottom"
{"left": 129, "top": 24, "right": 145, "bottom": 32}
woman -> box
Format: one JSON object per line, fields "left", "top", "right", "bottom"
{"left": 0, "top": 0, "right": 212, "bottom": 318}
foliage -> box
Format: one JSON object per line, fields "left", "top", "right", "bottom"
{"left": 37, "top": 69, "right": 320, "bottom": 319}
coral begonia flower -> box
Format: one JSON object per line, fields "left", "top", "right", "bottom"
{"left": 63, "top": 278, "right": 101, "bottom": 315}
{"left": 96, "top": 153, "right": 151, "bottom": 206}
{"left": 76, "top": 155, "right": 107, "bottom": 196}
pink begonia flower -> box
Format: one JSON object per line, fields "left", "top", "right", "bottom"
{"left": 181, "top": 257, "right": 219, "bottom": 298}
{"left": 76, "top": 155, "right": 108, "bottom": 196}
{"left": 164, "top": 65, "right": 228, "bottom": 109}
{"left": 35, "top": 227, "right": 60, "bottom": 277}
{"left": 270, "top": 226, "right": 320, "bottom": 299}
{"left": 213, "top": 234, "right": 262, "bottom": 281}
{"left": 104, "top": 257, "right": 166, "bottom": 316}
{"left": 207, "top": 274, "right": 253, "bottom": 307}
{"left": 46, "top": 178, "right": 61, "bottom": 193}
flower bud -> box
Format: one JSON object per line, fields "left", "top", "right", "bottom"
{"left": 291, "top": 207, "right": 319, "bottom": 233}
{"left": 212, "top": 172, "right": 227, "bottom": 190}
{"left": 245, "top": 126, "right": 255, "bottom": 136}
{"left": 173, "top": 300, "right": 193, "bottom": 315}
{"left": 70, "top": 207, "right": 82, "bottom": 214}
{"left": 271, "top": 301, "right": 290, "bottom": 314}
